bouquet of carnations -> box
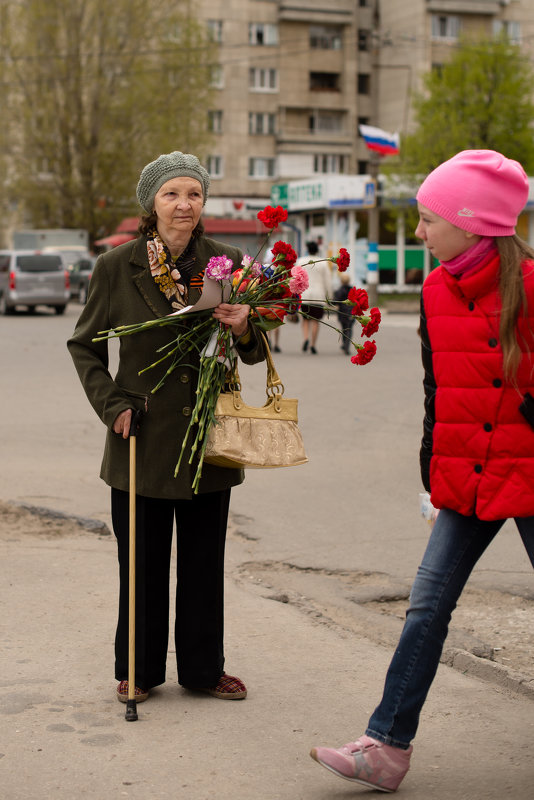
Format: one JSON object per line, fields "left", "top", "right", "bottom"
{"left": 96, "top": 205, "right": 381, "bottom": 491}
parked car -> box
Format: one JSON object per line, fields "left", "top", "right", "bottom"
{"left": 0, "top": 250, "right": 70, "bottom": 315}
{"left": 68, "top": 256, "right": 94, "bottom": 304}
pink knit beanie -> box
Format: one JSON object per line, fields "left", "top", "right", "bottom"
{"left": 416, "top": 150, "right": 529, "bottom": 236}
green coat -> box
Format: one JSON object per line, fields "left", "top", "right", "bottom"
{"left": 67, "top": 235, "right": 265, "bottom": 499}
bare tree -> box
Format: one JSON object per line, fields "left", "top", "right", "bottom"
{"left": 2, "top": 0, "right": 216, "bottom": 242}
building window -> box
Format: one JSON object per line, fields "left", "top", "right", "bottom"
{"left": 249, "top": 23, "right": 279, "bottom": 46}
{"left": 358, "top": 73, "right": 370, "bottom": 94}
{"left": 249, "top": 112, "right": 276, "bottom": 135}
{"left": 209, "top": 65, "right": 224, "bottom": 89}
{"left": 358, "top": 29, "right": 370, "bottom": 52}
{"left": 207, "top": 110, "right": 223, "bottom": 133}
{"left": 431, "top": 14, "right": 460, "bottom": 40}
{"left": 309, "top": 110, "right": 344, "bottom": 133}
{"left": 249, "top": 67, "right": 278, "bottom": 91}
{"left": 206, "top": 156, "right": 223, "bottom": 178}
{"left": 359, "top": 0, "right": 370, "bottom": 6}
{"left": 313, "top": 154, "right": 347, "bottom": 174}
{"left": 249, "top": 157, "right": 276, "bottom": 178}
{"left": 358, "top": 160, "right": 368, "bottom": 175}
{"left": 309, "top": 25, "right": 342, "bottom": 50}
{"left": 310, "top": 72, "right": 340, "bottom": 92}
{"left": 207, "top": 20, "right": 223, "bottom": 43}
{"left": 493, "top": 19, "right": 521, "bottom": 43}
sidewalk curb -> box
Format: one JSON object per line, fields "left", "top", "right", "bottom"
{"left": 445, "top": 648, "right": 534, "bottom": 700}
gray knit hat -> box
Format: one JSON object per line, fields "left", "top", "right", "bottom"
{"left": 136, "top": 151, "right": 210, "bottom": 212}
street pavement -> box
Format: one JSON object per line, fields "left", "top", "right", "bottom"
{"left": 1, "top": 303, "right": 533, "bottom": 799}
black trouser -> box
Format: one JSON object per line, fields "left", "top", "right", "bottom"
{"left": 111, "top": 487, "right": 231, "bottom": 690}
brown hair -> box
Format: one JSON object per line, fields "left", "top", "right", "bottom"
{"left": 496, "top": 235, "right": 534, "bottom": 382}
{"left": 137, "top": 213, "right": 205, "bottom": 238}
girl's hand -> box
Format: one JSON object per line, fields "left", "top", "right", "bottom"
{"left": 213, "top": 302, "right": 251, "bottom": 337}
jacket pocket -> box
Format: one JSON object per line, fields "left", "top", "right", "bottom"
{"left": 117, "top": 386, "right": 149, "bottom": 412}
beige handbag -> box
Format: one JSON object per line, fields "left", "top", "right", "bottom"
{"left": 204, "top": 335, "right": 308, "bottom": 469}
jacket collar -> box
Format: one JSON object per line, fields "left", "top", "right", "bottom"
{"left": 441, "top": 251, "right": 500, "bottom": 301}
{"left": 129, "top": 235, "right": 206, "bottom": 318}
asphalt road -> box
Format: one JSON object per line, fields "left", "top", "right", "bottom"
{"left": 2, "top": 300, "right": 532, "bottom": 599}
{"left": 2, "top": 300, "right": 534, "bottom": 800}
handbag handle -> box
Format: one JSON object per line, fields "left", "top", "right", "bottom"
{"left": 229, "top": 330, "right": 284, "bottom": 398}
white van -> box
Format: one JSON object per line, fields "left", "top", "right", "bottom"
{"left": 0, "top": 250, "right": 70, "bottom": 315}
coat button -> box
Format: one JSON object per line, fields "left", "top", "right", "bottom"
{"left": 182, "top": 406, "right": 192, "bottom": 417}
{"left": 488, "top": 338, "right": 498, "bottom": 348}
{"left": 493, "top": 378, "right": 502, "bottom": 388}
{"left": 179, "top": 373, "right": 189, "bottom": 383}
{"left": 483, "top": 423, "right": 492, "bottom": 432}
{"left": 468, "top": 301, "right": 475, "bottom": 311}
{"left": 474, "top": 464, "right": 483, "bottom": 474}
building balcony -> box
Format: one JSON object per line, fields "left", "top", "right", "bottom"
{"left": 278, "top": 0, "right": 355, "bottom": 25}
{"left": 276, "top": 127, "right": 354, "bottom": 147}
{"left": 426, "top": 0, "right": 500, "bottom": 14}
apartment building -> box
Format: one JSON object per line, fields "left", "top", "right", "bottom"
{"left": 200, "top": 0, "right": 366, "bottom": 217}
{"left": 199, "top": 0, "right": 534, "bottom": 221}
{"left": 378, "top": 0, "right": 534, "bottom": 138}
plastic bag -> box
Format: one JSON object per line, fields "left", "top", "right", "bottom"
{"left": 419, "top": 492, "right": 438, "bottom": 526}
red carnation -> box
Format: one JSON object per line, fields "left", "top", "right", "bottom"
{"left": 257, "top": 205, "right": 288, "bottom": 230}
{"left": 361, "top": 307, "right": 381, "bottom": 337}
{"left": 348, "top": 287, "right": 369, "bottom": 315}
{"left": 351, "top": 340, "right": 377, "bottom": 365}
{"left": 335, "top": 247, "right": 350, "bottom": 272}
{"left": 271, "top": 240, "right": 297, "bottom": 268}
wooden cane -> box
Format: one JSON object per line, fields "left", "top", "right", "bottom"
{"left": 125, "top": 410, "right": 142, "bottom": 722}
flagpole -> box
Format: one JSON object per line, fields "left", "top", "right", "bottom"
{"left": 366, "top": 153, "right": 380, "bottom": 308}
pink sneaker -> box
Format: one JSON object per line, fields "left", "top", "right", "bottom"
{"left": 310, "top": 735, "right": 412, "bottom": 793}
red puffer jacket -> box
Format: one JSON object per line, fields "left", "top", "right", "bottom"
{"left": 420, "top": 251, "right": 534, "bottom": 520}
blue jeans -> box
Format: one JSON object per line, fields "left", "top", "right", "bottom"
{"left": 366, "top": 509, "right": 534, "bottom": 749}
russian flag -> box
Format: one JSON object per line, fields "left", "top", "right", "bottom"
{"left": 359, "top": 124, "right": 400, "bottom": 156}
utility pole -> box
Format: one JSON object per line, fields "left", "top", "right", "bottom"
{"left": 366, "top": 0, "right": 381, "bottom": 308}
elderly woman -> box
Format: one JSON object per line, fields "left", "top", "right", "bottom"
{"left": 68, "top": 152, "right": 264, "bottom": 703}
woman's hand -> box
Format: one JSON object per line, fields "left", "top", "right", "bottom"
{"left": 113, "top": 408, "right": 132, "bottom": 439}
{"left": 213, "top": 302, "right": 251, "bottom": 337}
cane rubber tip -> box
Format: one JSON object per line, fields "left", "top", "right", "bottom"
{"left": 125, "top": 699, "right": 138, "bottom": 721}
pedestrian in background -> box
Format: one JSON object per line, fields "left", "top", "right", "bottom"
{"left": 333, "top": 272, "right": 355, "bottom": 354}
{"left": 311, "top": 150, "right": 534, "bottom": 792}
{"left": 298, "top": 241, "right": 332, "bottom": 354}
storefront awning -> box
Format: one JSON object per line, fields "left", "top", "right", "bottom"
{"left": 94, "top": 232, "right": 136, "bottom": 248}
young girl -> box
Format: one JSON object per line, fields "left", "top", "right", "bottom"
{"left": 310, "top": 150, "right": 534, "bottom": 792}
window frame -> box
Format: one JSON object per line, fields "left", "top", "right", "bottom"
{"left": 249, "top": 67, "right": 278, "bottom": 92}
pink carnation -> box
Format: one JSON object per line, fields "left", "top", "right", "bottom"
{"left": 288, "top": 265, "right": 309, "bottom": 295}
{"left": 241, "top": 254, "right": 263, "bottom": 277}
{"left": 205, "top": 255, "right": 234, "bottom": 281}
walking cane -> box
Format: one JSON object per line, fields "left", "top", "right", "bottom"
{"left": 125, "top": 409, "right": 143, "bottom": 722}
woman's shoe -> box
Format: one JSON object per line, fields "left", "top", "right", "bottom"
{"left": 310, "top": 346, "right": 318, "bottom": 354}
{"left": 310, "top": 735, "right": 412, "bottom": 792}
{"left": 116, "top": 680, "right": 149, "bottom": 703}
{"left": 302, "top": 339, "right": 309, "bottom": 352}
{"left": 197, "top": 673, "right": 247, "bottom": 700}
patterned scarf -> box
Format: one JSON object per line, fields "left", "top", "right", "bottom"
{"left": 146, "top": 228, "right": 197, "bottom": 311}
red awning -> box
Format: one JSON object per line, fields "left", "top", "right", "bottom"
{"left": 115, "top": 217, "right": 140, "bottom": 234}
{"left": 202, "top": 217, "right": 269, "bottom": 234}
{"left": 94, "top": 232, "right": 136, "bottom": 248}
